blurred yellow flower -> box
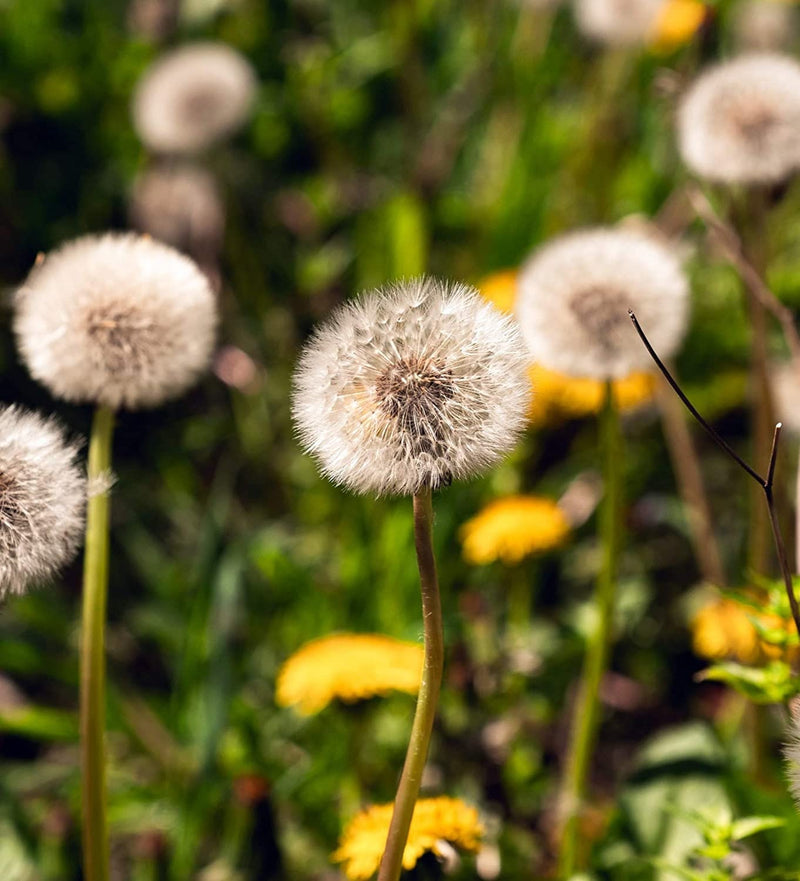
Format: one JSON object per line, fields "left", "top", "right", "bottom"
{"left": 692, "top": 597, "right": 797, "bottom": 665}
{"left": 528, "top": 363, "right": 657, "bottom": 425}
{"left": 477, "top": 269, "right": 518, "bottom": 315}
{"left": 333, "top": 797, "right": 483, "bottom": 880}
{"left": 460, "top": 495, "right": 570, "bottom": 565}
{"left": 276, "top": 634, "right": 423, "bottom": 715}
{"left": 651, "top": 0, "right": 706, "bottom": 51}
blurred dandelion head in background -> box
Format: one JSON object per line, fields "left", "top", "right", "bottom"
{"left": 516, "top": 228, "right": 689, "bottom": 380}
{"left": 677, "top": 52, "right": 800, "bottom": 184}
{"left": 275, "top": 633, "right": 423, "bottom": 715}
{"left": 733, "top": 1, "right": 797, "bottom": 53}
{"left": 129, "top": 163, "right": 225, "bottom": 255}
{"left": 14, "top": 233, "right": 217, "bottom": 410}
{"left": 132, "top": 42, "right": 256, "bottom": 154}
{"left": 0, "top": 406, "right": 86, "bottom": 598}
{"left": 460, "top": 495, "right": 571, "bottom": 565}
{"left": 333, "top": 797, "right": 483, "bottom": 880}
{"left": 292, "top": 277, "right": 532, "bottom": 496}
{"left": 574, "top": 0, "right": 665, "bottom": 46}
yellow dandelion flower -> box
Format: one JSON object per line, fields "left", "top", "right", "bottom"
{"left": 333, "top": 797, "right": 483, "bottom": 880}
{"left": 527, "top": 364, "right": 657, "bottom": 425}
{"left": 460, "top": 495, "right": 571, "bottom": 566}
{"left": 650, "top": 0, "right": 706, "bottom": 52}
{"left": 275, "top": 634, "right": 423, "bottom": 715}
{"left": 692, "top": 597, "right": 797, "bottom": 665}
{"left": 476, "top": 269, "right": 518, "bottom": 315}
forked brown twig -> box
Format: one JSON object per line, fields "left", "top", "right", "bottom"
{"left": 629, "top": 309, "right": 800, "bottom": 638}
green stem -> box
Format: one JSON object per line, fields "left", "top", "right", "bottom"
{"left": 378, "top": 487, "right": 444, "bottom": 881}
{"left": 80, "top": 405, "right": 115, "bottom": 881}
{"left": 558, "top": 382, "right": 621, "bottom": 878}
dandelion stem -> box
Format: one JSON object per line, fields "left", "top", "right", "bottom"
{"left": 80, "top": 404, "right": 114, "bottom": 881}
{"left": 558, "top": 381, "right": 622, "bottom": 877}
{"left": 629, "top": 311, "right": 800, "bottom": 638}
{"left": 378, "top": 487, "right": 443, "bottom": 881}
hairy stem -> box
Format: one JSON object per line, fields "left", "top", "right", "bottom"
{"left": 80, "top": 405, "right": 115, "bottom": 881}
{"left": 378, "top": 487, "right": 444, "bottom": 881}
{"left": 558, "top": 381, "right": 622, "bottom": 876}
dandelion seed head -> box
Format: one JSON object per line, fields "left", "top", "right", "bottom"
{"left": 132, "top": 42, "right": 256, "bottom": 154}
{"left": 516, "top": 228, "right": 689, "bottom": 379}
{"left": 677, "top": 53, "right": 800, "bottom": 184}
{"left": 129, "top": 163, "right": 224, "bottom": 254}
{"left": 574, "top": 0, "right": 666, "bottom": 46}
{"left": 14, "top": 233, "right": 217, "bottom": 410}
{"left": 292, "top": 278, "right": 532, "bottom": 497}
{"left": 0, "top": 406, "right": 86, "bottom": 598}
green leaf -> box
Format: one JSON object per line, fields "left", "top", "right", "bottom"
{"left": 730, "top": 815, "right": 786, "bottom": 841}
{"left": 0, "top": 707, "right": 78, "bottom": 741}
{"left": 697, "top": 660, "right": 800, "bottom": 703}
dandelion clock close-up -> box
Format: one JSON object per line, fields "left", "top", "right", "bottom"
{"left": 14, "top": 232, "right": 217, "bottom": 411}
{"left": 292, "top": 277, "right": 532, "bottom": 497}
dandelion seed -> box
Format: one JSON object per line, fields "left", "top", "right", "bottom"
{"left": 132, "top": 42, "right": 256, "bottom": 154}
{"left": 292, "top": 277, "right": 531, "bottom": 497}
{"left": 0, "top": 406, "right": 86, "bottom": 598}
{"left": 574, "top": 0, "right": 666, "bottom": 46}
{"left": 14, "top": 233, "right": 217, "bottom": 410}
{"left": 677, "top": 53, "right": 800, "bottom": 184}
{"left": 516, "top": 228, "right": 689, "bottom": 379}
{"left": 129, "top": 163, "right": 224, "bottom": 254}
{"left": 460, "top": 495, "right": 571, "bottom": 565}
{"left": 275, "top": 633, "right": 423, "bottom": 715}
{"left": 333, "top": 797, "right": 483, "bottom": 881}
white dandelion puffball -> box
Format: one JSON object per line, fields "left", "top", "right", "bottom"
{"left": 292, "top": 278, "right": 532, "bottom": 497}
{"left": 129, "top": 163, "right": 225, "bottom": 253}
{"left": 14, "top": 233, "right": 217, "bottom": 410}
{"left": 516, "top": 228, "right": 689, "bottom": 379}
{"left": 574, "top": 0, "right": 665, "bottom": 45}
{"left": 132, "top": 42, "right": 256, "bottom": 154}
{"left": 0, "top": 406, "right": 86, "bottom": 598}
{"left": 677, "top": 53, "right": 800, "bottom": 184}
